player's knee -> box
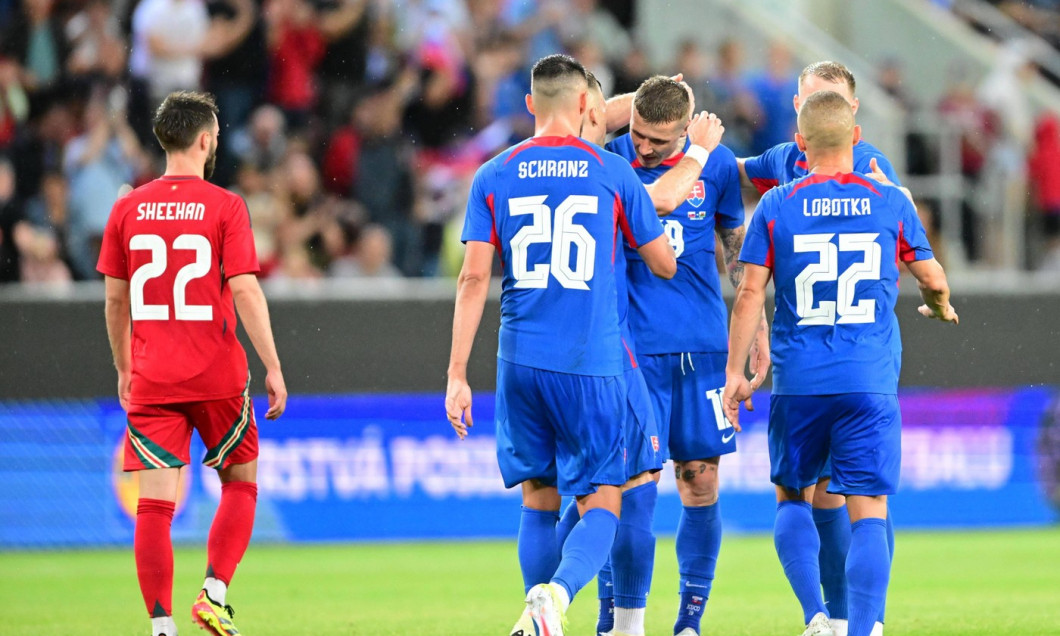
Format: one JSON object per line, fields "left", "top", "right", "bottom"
{"left": 675, "top": 459, "right": 720, "bottom": 505}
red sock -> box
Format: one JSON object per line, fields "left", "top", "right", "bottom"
{"left": 206, "top": 481, "right": 258, "bottom": 585}
{"left": 135, "top": 498, "right": 175, "bottom": 617}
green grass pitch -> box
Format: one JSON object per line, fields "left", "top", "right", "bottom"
{"left": 3, "top": 528, "right": 1058, "bottom": 635}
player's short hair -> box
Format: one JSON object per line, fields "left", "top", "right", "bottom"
{"left": 152, "top": 91, "right": 219, "bottom": 152}
{"left": 530, "top": 54, "right": 588, "bottom": 99}
{"left": 633, "top": 75, "right": 690, "bottom": 125}
{"left": 797, "top": 90, "right": 855, "bottom": 151}
{"left": 585, "top": 70, "right": 603, "bottom": 95}
{"left": 799, "top": 61, "right": 857, "bottom": 95}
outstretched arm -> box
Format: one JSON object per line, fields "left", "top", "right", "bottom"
{"left": 722, "top": 263, "right": 772, "bottom": 427}
{"left": 229, "top": 273, "right": 287, "bottom": 419}
{"left": 905, "top": 258, "right": 958, "bottom": 324}
{"left": 446, "top": 241, "right": 494, "bottom": 439}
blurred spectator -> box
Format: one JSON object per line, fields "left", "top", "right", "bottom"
{"left": 227, "top": 103, "right": 287, "bottom": 172}
{"left": 0, "top": 0, "right": 66, "bottom": 91}
{"left": 203, "top": 0, "right": 263, "bottom": 156}
{"left": 10, "top": 97, "right": 74, "bottom": 202}
{"left": 747, "top": 41, "right": 797, "bottom": 153}
{"left": 264, "top": 0, "right": 327, "bottom": 128}
{"left": 1027, "top": 113, "right": 1060, "bottom": 270}
{"left": 0, "top": 154, "right": 23, "bottom": 281}
{"left": 231, "top": 162, "right": 286, "bottom": 274}
{"left": 64, "top": 0, "right": 127, "bottom": 81}
{"left": 706, "top": 38, "right": 761, "bottom": 157}
{"left": 62, "top": 87, "right": 144, "bottom": 279}
{"left": 328, "top": 222, "right": 401, "bottom": 278}
{"left": 612, "top": 43, "right": 651, "bottom": 95}
{"left": 877, "top": 56, "right": 934, "bottom": 176}
{"left": 315, "top": 0, "right": 370, "bottom": 128}
{"left": 558, "top": 0, "right": 631, "bottom": 66}
{"left": 129, "top": 0, "right": 211, "bottom": 102}
{"left": 0, "top": 56, "right": 30, "bottom": 148}
{"left": 12, "top": 168, "right": 70, "bottom": 284}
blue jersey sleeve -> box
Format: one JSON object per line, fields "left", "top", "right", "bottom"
{"left": 743, "top": 144, "right": 785, "bottom": 194}
{"left": 461, "top": 163, "right": 496, "bottom": 244}
{"left": 740, "top": 190, "right": 777, "bottom": 267}
{"left": 894, "top": 189, "right": 934, "bottom": 262}
{"left": 617, "top": 161, "right": 664, "bottom": 248}
{"left": 714, "top": 151, "right": 745, "bottom": 230}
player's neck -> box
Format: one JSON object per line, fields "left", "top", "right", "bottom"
{"left": 805, "top": 149, "right": 854, "bottom": 176}
{"left": 163, "top": 153, "right": 205, "bottom": 179}
{"left": 666, "top": 136, "right": 689, "bottom": 161}
{"left": 534, "top": 112, "right": 581, "bottom": 139}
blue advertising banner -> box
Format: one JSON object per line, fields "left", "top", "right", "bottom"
{"left": 1, "top": 388, "right": 1057, "bottom": 547}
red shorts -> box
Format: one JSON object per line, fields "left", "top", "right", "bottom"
{"left": 124, "top": 385, "right": 258, "bottom": 472}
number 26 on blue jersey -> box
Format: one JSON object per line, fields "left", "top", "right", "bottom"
{"left": 510, "top": 194, "right": 598, "bottom": 290}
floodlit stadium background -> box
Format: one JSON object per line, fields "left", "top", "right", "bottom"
{"left": 1, "top": 0, "right": 1058, "bottom": 555}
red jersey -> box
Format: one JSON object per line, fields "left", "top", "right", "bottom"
{"left": 97, "top": 175, "right": 260, "bottom": 405}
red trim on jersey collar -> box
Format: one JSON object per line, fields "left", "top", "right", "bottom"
{"left": 503, "top": 135, "right": 604, "bottom": 166}
{"left": 785, "top": 172, "right": 881, "bottom": 198}
{"left": 794, "top": 159, "right": 808, "bottom": 170}
{"left": 159, "top": 175, "right": 202, "bottom": 181}
{"left": 631, "top": 151, "right": 686, "bottom": 169}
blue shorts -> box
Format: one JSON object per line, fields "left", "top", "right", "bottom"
{"left": 495, "top": 360, "right": 627, "bottom": 496}
{"left": 624, "top": 367, "right": 662, "bottom": 479}
{"left": 769, "top": 393, "right": 901, "bottom": 496}
{"left": 639, "top": 352, "right": 737, "bottom": 463}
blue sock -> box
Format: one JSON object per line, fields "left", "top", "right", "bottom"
{"left": 612, "top": 482, "right": 658, "bottom": 609}
{"left": 552, "top": 508, "right": 619, "bottom": 602}
{"left": 878, "top": 510, "right": 895, "bottom": 624}
{"left": 673, "top": 502, "right": 722, "bottom": 635}
{"left": 556, "top": 500, "right": 580, "bottom": 551}
{"left": 518, "top": 506, "right": 560, "bottom": 594}
{"left": 847, "top": 518, "right": 890, "bottom": 636}
{"left": 596, "top": 566, "right": 615, "bottom": 634}
{"left": 813, "top": 505, "right": 851, "bottom": 620}
{"left": 775, "top": 501, "right": 827, "bottom": 623}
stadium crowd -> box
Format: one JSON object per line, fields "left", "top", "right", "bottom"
{"left": 1, "top": 0, "right": 1059, "bottom": 285}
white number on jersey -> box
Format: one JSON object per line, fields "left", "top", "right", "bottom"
{"left": 509, "top": 194, "right": 597, "bottom": 290}
{"left": 130, "top": 233, "right": 214, "bottom": 321}
{"left": 793, "top": 232, "right": 881, "bottom": 326}
{"left": 663, "top": 220, "right": 685, "bottom": 258}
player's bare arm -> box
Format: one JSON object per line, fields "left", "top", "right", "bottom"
{"left": 103, "top": 276, "right": 133, "bottom": 411}
{"left": 200, "top": 0, "right": 255, "bottom": 60}
{"left": 635, "top": 234, "right": 678, "bottom": 279}
{"left": 723, "top": 263, "right": 771, "bottom": 427}
{"left": 735, "top": 157, "right": 753, "bottom": 189}
{"left": 446, "top": 240, "right": 494, "bottom": 439}
{"left": 718, "top": 224, "right": 771, "bottom": 390}
{"left": 645, "top": 111, "right": 724, "bottom": 215}
{"left": 229, "top": 273, "right": 287, "bottom": 419}
{"left": 905, "top": 257, "right": 959, "bottom": 325}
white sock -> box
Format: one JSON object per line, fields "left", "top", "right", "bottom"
{"left": 151, "top": 615, "right": 177, "bottom": 636}
{"left": 203, "top": 576, "right": 227, "bottom": 605}
{"left": 829, "top": 618, "right": 848, "bottom": 636}
{"left": 614, "top": 606, "right": 645, "bottom": 635}
{"left": 549, "top": 582, "right": 571, "bottom": 613}
{"left": 870, "top": 621, "right": 884, "bottom": 636}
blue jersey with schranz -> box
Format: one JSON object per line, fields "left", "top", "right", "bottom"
{"left": 744, "top": 139, "right": 900, "bottom": 195}
{"left": 606, "top": 135, "right": 744, "bottom": 355}
{"left": 462, "top": 135, "right": 664, "bottom": 376}
{"left": 740, "top": 172, "right": 934, "bottom": 395}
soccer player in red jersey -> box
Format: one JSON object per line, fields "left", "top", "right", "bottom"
{"left": 97, "top": 91, "right": 287, "bottom": 636}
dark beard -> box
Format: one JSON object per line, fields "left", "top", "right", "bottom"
{"left": 204, "top": 150, "right": 217, "bottom": 181}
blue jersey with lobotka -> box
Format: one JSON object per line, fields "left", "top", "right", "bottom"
{"left": 740, "top": 172, "right": 934, "bottom": 395}
{"left": 462, "top": 135, "right": 664, "bottom": 377}
{"left": 744, "top": 139, "right": 900, "bottom": 195}
{"left": 606, "top": 135, "right": 744, "bottom": 355}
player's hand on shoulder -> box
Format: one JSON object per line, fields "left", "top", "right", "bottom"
{"left": 264, "top": 368, "right": 287, "bottom": 420}
{"left": 445, "top": 377, "right": 473, "bottom": 440}
{"left": 918, "top": 303, "right": 959, "bottom": 325}
{"left": 687, "top": 111, "right": 724, "bottom": 153}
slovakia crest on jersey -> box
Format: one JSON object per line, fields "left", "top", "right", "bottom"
{"left": 686, "top": 179, "right": 706, "bottom": 208}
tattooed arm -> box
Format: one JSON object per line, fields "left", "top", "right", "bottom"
{"left": 718, "top": 224, "right": 771, "bottom": 391}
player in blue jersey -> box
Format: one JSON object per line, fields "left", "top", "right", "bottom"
{"left": 723, "top": 91, "right": 958, "bottom": 636}
{"left": 730, "top": 60, "right": 906, "bottom": 636}
{"left": 445, "top": 54, "right": 676, "bottom": 636}
{"left": 605, "top": 75, "right": 768, "bottom": 636}
{"left": 553, "top": 73, "right": 727, "bottom": 636}
{"left": 738, "top": 61, "right": 900, "bottom": 195}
